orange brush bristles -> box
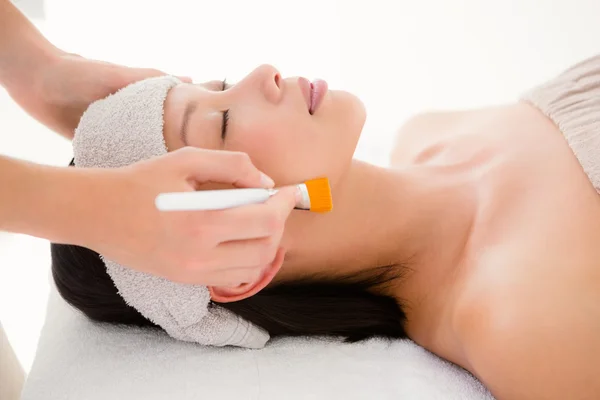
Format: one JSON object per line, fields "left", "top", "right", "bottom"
{"left": 305, "top": 177, "right": 333, "bottom": 212}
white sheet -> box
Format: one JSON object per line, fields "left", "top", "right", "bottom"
{"left": 21, "top": 284, "right": 494, "bottom": 400}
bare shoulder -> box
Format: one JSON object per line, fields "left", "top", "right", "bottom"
{"left": 453, "top": 266, "right": 600, "bottom": 400}
{"left": 452, "top": 165, "right": 600, "bottom": 399}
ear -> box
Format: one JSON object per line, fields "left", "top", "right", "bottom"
{"left": 209, "top": 248, "right": 286, "bottom": 303}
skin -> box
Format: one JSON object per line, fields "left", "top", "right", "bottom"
{"left": 163, "top": 64, "right": 600, "bottom": 399}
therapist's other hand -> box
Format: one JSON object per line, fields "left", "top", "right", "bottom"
{"left": 85, "top": 147, "right": 298, "bottom": 286}
{"left": 8, "top": 51, "right": 191, "bottom": 138}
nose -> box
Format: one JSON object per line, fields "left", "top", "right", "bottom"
{"left": 243, "top": 64, "right": 282, "bottom": 104}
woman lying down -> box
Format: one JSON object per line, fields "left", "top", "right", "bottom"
{"left": 51, "top": 55, "right": 600, "bottom": 400}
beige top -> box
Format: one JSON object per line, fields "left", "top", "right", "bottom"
{"left": 521, "top": 54, "right": 600, "bottom": 194}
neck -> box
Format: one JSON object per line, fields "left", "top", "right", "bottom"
{"left": 277, "top": 160, "right": 476, "bottom": 296}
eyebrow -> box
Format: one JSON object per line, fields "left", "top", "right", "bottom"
{"left": 179, "top": 100, "right": 199, "bottom": 146}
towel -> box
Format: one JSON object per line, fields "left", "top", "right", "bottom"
{"left": 21, "top": 284, "right": 495, "bottom": 400}
{"left": 72, "top": 76, "right": 269, "bottom": 348}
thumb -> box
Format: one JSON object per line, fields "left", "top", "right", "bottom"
{"left": 116, "top": 67, "right": 165, "bottom": 86}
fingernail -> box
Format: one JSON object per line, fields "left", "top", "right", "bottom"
{"left": 260, "top": 172, "right": 275, "bottom": 188}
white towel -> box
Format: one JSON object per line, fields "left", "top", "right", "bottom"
{"left": 21, "top": 284, "right": 494, "bottom": 400}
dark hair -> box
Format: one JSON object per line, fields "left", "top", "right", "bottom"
{"left": 51, "top": 160, "right": 408, "bottom": 343}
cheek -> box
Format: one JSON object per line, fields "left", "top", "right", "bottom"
{"left": 227, "top": 123, "right": 315, "bottom": 185}
{"left": 226, "top": 95, "right": 364, "bottom": 187}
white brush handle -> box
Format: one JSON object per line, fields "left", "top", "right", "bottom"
{"left": 155, "top": 188, "right": 275, "bottom": 211}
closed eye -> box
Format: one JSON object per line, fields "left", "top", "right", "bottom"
{"left": 221, "top": 78, "right": 230, "bottom": 140}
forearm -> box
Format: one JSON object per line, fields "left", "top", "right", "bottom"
{"left": 0, "top": 155, "right": 103, "bottom": 247}
{"left": 0, "top": 0, "right": 60, "bottom": 92}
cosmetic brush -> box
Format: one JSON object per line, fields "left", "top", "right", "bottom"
{"left": 155, "top": 177, "right": 332, "bottom": 213}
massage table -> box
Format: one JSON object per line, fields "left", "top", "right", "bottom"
{"left": 21, "top": 282, "right": 494, "bottom": 399}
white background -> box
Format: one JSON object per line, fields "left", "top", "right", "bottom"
{"left": 1, "top": 0, "right": 599, "bottom": 372}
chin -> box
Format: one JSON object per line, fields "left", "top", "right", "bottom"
{"left": 335, "top": 90, "right": 366, "bottom": 125}
{"left": 335, "top": 91, "right": 366, "bottom": 145}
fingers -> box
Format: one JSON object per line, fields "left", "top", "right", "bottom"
{"left": 151, "top": 148, "right": 299, "bottom": 285}
{"left": 208, "top": 236, "right": 279, "bottom": 270}
{"left": 160, "top": 187, "right": 295, "bottom": 274}
{"left": 118, "top": 67, "right": 193, "bottom": 85}
{"left": 196, "top": 187, "right": 297, "bottom": 271}
{"left": 203, "top": 248, "right": 287, "bottom": 287}
{"left": 115, "top": 67, "right": 165, "bottom": 87}
{"left": 205, "top": 186, "right": 299, "bottom": 242}
{"left": 199, "top": 266, "right": 263, "bottom": 287}
{"left": 171, "top": 147, "right": 275, "bottom": 189}
{"left": 202, "top": 267, "right": 263, "bottom": 287}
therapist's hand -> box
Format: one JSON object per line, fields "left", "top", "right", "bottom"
{"left": 0, "top": 1, "right": 190, "bottom": 138}
{"left": 82, "top": 147, "right": 299, "bottom": 286}
{"left": 7, "top": 51, "right": 191, "bottom": 139}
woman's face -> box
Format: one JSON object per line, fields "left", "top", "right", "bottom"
{"left": 163, "top": 64, "right": 366, "bottom": 188}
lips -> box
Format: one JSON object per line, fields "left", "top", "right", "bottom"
{"left": 298, "top": 77, "right": 312, "bottom": 112}
{"left": 297, "top": 77, "right": 328, "bottom": 115}
{"left": 309, "top": 79, "right": 328, "bottom": 114}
